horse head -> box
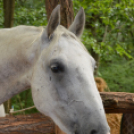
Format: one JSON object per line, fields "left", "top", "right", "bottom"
{"left": 31, "top": 5, "right": 110, "bottom": 134}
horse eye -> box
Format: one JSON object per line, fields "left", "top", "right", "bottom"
{"left": 51, "top": 63, "right": 64, "bottom": 73}
{"left": 51, "top": 64, "right": 60, "bottom": 73}
{"left": 50, "top": 61, "right": 65, "bottom": 73}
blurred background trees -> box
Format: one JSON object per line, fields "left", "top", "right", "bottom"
{"left": 0, "top": 0, "right": 133, "bottom": 114}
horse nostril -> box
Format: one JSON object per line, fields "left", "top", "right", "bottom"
{"left": 90, "top": 130, "right": 97, "bottom": 134}
{"left": 75, "top": 130, "right": 79, "bottom": 134}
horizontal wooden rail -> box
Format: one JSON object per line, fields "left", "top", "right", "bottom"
{"left": 0, "top": 113, "right": 55, "bottom": 134}
{"left": 0, "top": 92, "right": 134, "bottom": 133}
{"left": 100, "top": 92, "right": 134, "bottom": 113}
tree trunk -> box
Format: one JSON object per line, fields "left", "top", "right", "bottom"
{"left": 45, "top": 0, "right": 74, "bottom": 28}
{"left": 3, "top": 0, "right": 15, "bottom": 113}
{"left": 3, "top": 0, "right": 15, "bottom": 28}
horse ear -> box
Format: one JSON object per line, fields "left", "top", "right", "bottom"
{"left": 43, "top": 5, "right": 60, "bottom": 40}
{"left": 69, "top": 7, "right": 85, "bottom": 38}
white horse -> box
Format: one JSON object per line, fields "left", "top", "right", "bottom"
{"left": 0, "top": 5, "right": 110, "bottom": 134}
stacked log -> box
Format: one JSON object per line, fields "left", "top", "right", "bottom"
{"left": 0, "top": 113, "right": 54, "bottom": 134}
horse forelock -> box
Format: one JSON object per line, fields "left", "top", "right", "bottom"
{"left": 48, "top": 25, "right": 88, "bottom": 55}
{"left": 55, "top": 25, "right": 77, "bottom": 40}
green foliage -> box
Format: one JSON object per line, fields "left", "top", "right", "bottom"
{"left": 14, "top": 0, "right": 47, "bottom": 26}
{"left": 99, "top": 60, "right": 134, "bottom": 93}
{"left": 0, "top": 0, "right": 3, "bottom": 28}
{"left": 73, "top": 0, "right": 134, "bottom": 93}
{"left": 11, "top": 89, "right": 38, "bottom": 114}
{"left": 73, "top": 0, "right": 134, "bottom": 60}
{"left": 0, "top": 0, "right": 47, "bottom": 28}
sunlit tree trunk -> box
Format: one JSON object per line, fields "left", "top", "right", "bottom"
{"left": 3, "top": 0, "right": 15, "bottom": 113}
{"left": 45, "top": 0, "right": 74, "bottom": 28}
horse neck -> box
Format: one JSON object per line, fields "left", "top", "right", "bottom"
{"left": 0, "top": 43, "right": 42, "bottom": 104}
{"left": 0, "top": 67, "right": 32, "bottom": 104}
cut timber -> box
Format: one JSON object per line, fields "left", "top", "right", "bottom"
{"left": 100, "top": 92, "right": 134, "bottom": 113}
{"left": 55, "top": 125, "right": 66, "bottom": 134}
{"left": 0, "top": 113, "right": 54, "bottom": 134}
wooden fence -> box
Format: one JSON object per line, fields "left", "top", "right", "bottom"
{"left": 0, "top": 92, "right": 134, "bottom": 134}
